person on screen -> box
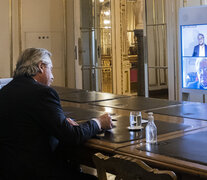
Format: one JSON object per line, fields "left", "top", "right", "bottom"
{"left": 192, "top": 33, "right": 207, "bottom": 57}
{"left": 0, "top": 48, "right": 113, "bottom": 180}
{"left": 187, "top": 58, "right": 207, "bottom": 89}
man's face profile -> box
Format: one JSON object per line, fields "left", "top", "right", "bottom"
{"left": 37, "top": 58, "right": 54, "bottom": 86}
{"left": 41, "top": 63, "right": 54, "bottom": 86}
{"left": 198, "top": 59, "right": 207, "bottom": 89}
{"left": 198, "top": 35, "right": 204, "bottom": 46}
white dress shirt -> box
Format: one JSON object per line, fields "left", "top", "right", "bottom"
{"left": 199, "top": 45, "right": 205, "bottom": 56}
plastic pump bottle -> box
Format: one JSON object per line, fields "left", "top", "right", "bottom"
{"left": 145, "top": 112, "right": 157, "bottom": 144}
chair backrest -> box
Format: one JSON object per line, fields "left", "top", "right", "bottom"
{"left": 93, "top": 153, "right": 177, "bottom": 180}
{"left": 0, "top": 78, "right": 12, "bottom": 89}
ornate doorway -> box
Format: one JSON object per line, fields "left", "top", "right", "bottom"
{"left": 80, "top": 0, "right": 113, "bottom": 92}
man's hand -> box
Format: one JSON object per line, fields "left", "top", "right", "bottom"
{"left": 66, "top": 118, "right": 79, "bottom": 126}
{"left": 97, "top": 113, "right": 113, "bottom": 130}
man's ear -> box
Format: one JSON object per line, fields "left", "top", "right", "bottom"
{"left": 38, "top": 62, "right": 44, "bottom": 73}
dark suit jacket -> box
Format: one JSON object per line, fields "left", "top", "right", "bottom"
{"left": 192, "top": 44, "right": 207, "bottom": 57}
{"left": 0, "top": 75, "right": 100, "bottom": 180}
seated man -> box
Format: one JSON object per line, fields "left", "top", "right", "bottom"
{"left": 192, "top": 33, "right": 207, "bottom": 57}
{"left": 187, "top": 58, "right": 207, "bottom": 89}
{"left": 0, "top": 48, "right": 112, "bottom": 180}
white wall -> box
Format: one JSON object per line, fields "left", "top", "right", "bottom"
{"left": 66, "top": 0, "right": 76, "bottom": 88}
{"left": 0, "top": 0, "right": 76, "bottom": 88}
{"left": 21, "top": 0, "right": 66, "bottom": 86}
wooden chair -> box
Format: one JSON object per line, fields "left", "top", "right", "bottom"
{"left": 93, "top": 153, "right": 177, "bottom": 180}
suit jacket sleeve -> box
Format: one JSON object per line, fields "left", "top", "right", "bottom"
{"left": 35, "top": 87, "right": 100, "bottom": 146}
{"left": 192, "top": 45, "right": 198, "bottom": 57}
{"left": 205, "top": 44, "right": 207, "bottom": 57}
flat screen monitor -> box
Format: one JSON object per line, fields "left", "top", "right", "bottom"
{"left": 179, "top": 6, "right": 207, "bottom": 102}
{"left": 181, "top": 24, "right": 207, "bottom": 90}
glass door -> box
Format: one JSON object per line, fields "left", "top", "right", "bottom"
{"left": 80, "top": 0, "right": 112, "bottom": 92}
{"left": 146, "top": 0, "right": 168, "bottom": 98}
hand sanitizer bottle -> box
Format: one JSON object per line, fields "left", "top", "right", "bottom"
{"left": 145, "top": 112, "right": 157, "bottom": 144}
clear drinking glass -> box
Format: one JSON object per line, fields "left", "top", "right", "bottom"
{"left": 129, "top": 111, "right": 142, "bottom": 127}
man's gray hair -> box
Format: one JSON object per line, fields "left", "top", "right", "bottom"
{"left": 195, "top": 58, "right": 207, "bottom": 72}
{"left": 198, "top": 33, "right": 204, "bottom": 39}
{"left": 13, "top": 48, "right": 52, "bottom": 78}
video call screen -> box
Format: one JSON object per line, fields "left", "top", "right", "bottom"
{"left": 181, "top": 24, "right": 207, "bottom": 90}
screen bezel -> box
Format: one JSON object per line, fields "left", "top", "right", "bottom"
{"left": 180, "top": 24, "right": 207, "bottom": 91}
{"left": 179, "top": 5, "right": 207, "bottom": 101}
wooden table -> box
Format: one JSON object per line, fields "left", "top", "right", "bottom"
{"left": 60, "top": 94, "right": 207, "bottom": 179}
{"left": 115, "top": 127, "right": 207, "bottom": 179}
{"left": 53, "top": 86, "right": 126, "bottom": 103}
{"left": 147, "top": 102, "right": 207, "bottom": 121}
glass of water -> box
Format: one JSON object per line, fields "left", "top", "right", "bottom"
{"left": 130, "top": 111, "right": 142, "bottom": 127}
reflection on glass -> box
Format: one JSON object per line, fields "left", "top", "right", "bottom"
{"left": 99, "top": 0, "right": 112, "bottom": 93}
{"left": 126, "top": 0, "right": 144, "bottom": 94}
{"left": 80, "top": 0, "right": 112, "bottom": 93}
